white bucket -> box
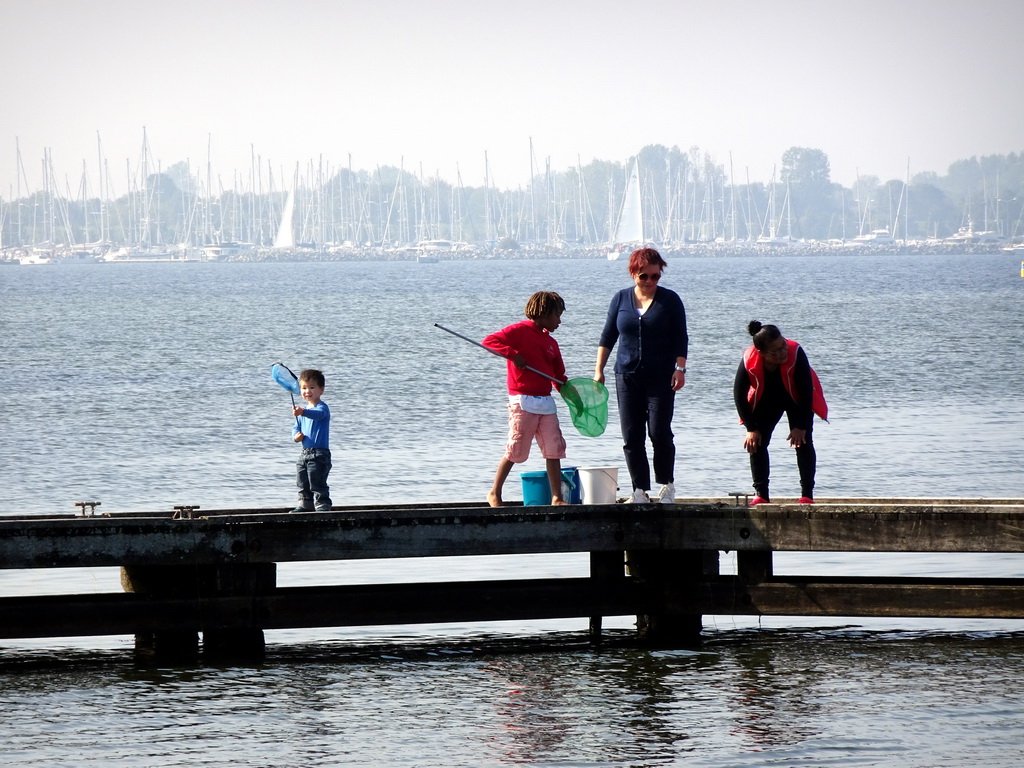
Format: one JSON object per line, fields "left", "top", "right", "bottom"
{"left": 578, "top": 466, "right": 619, "bottom": 504}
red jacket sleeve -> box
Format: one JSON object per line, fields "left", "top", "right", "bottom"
{"left": 481, "top": 326, "right": 515, "bottom": 359}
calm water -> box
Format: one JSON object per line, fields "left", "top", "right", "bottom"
{"left": 0, "top": 252, "right": 1022, "bottom": 766}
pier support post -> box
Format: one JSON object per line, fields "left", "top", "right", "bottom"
{"left": 737, "top": 550, "right": 773, "bottom": 583}
{"left": 200, "top": 563, "right": 276, "bottom": 661}
{"left": 627, "top": 549, "right": 719, "bottom": 645}
{"left": 121, "top": 564, "right": 200, "bottom": 661}
{"left": 589, "top": 551, "right": 626, "bottom": 641}
{"left": 120, "top": 563, "right": 276, "bottom": 662}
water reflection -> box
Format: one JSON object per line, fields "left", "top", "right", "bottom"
{"left": 1, "top": 629, "right": 1023, "bottom": 766}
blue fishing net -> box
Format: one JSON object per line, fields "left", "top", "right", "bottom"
{"left": 271, "top": 363, "right": 300, "bottom": 395}
{"left": 271, "top": 362, "right": 302, "bottom": 428}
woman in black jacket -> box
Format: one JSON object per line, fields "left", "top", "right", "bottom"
{"left": 594, "top": 248, "right": 688, "bottom": 503}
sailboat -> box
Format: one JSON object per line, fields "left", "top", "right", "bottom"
{"left": 273, "top": 188, "right": 296, "bottom": 249}
{"left": 607, "top": 159, "right": 643, "bottom": 260}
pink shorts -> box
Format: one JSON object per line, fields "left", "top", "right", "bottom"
{"left": 504, "top": 403, "right": 567, "bottom": 463}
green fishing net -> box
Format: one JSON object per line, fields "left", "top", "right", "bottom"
{"left": 560, "top": 377, "right": 609, "bottom": 437}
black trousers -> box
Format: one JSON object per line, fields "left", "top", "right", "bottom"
{"left": 748, "top": 400, "right": 815, "bottom": 499}
{"left": 616, "top": 371, "right": 676, "bottom": 491}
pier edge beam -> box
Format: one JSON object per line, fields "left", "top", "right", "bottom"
{"left": 120, "top": 563, "right": 277, "bottom": 661}
{"left": 626, "top": 549, "right": 720, "bottom": 645}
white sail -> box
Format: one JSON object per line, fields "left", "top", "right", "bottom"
{"left": 273, "top": 189, "right": 296, "bottom": 249}
{"left": 608, "top": 159, "right": 643, "bottom": 260}
{"left": 614, "top": 160, "right": 644, "bottom": 244}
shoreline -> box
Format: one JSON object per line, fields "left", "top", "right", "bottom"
{"left": 2, "top": 240, "right": 1016, "bottom": 266}
{"left": 235, "top": 241, "right": 1015, "bottom": 263}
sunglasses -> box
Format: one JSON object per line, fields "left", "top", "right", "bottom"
{"left": 636, "top": 272, "right": 661, "bottom": 282}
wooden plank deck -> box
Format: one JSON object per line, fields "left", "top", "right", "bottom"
{"left": 0, "top": 498, "right": 1022, "bottom": 655}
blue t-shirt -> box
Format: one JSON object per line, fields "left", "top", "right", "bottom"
{"left": 294, "top": 401, "right": 330, "bottom": 449}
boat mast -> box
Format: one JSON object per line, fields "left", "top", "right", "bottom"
{"left": 96, "top": 131, "right": 106, "bottom": 243}
{"left": 785, "top": 180, "right": 792, "bottom": 240}
{"left": 729, "top": 152, "right": 737, "bottom": 242}
{"left": 80, "top": 160, "right": 89, "bottom": 245}
{"left": 484, "top": 151, "right": 492, "bottom": 243}
{"left": 529, "top": 137, "right": 536, "bottom": 243}
{"left": 15, "top": 137, "right": 23, "bottom": 245}
{"left": 905, "top": 158, "right": 911, "bottom": 241}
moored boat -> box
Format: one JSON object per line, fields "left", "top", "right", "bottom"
{"left": 850, "top": 229, "right": 895, "bottom": 245}
{"left": 607, "top": 158, "right": 644, "bottom": 260}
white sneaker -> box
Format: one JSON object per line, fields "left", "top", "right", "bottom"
{"left": 657, "top": 483, "right": 676, "bottom": 503}
{"left": 628, "top": 488, "right": 651, "bottom": 504}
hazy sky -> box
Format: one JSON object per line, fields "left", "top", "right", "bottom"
{"left": 2, "top": 0, "right": 1022, "bottom": 196}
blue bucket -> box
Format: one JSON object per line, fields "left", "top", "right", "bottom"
{"left": 520, "top": 466, "right": 581, "bottom": 505}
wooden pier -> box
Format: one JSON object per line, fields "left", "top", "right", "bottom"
{"left": 1, "top": 498, "right": 1023, "bottom": 658}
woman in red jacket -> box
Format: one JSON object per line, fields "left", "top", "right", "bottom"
{"left": 733, "top": 321, "right": 827, "bottom": 505}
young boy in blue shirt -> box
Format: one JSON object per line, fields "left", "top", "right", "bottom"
{"left": 290, "top": 368, "right": 332, "bottom": 512}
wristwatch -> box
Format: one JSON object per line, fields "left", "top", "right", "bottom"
{"left": 675, "top": 365, "right": 687, "bottom": 373}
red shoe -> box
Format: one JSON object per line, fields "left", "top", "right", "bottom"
{"left": 748, "top": 495, "right": 769, "bottom": 506}
{"left": 798, "top": 496, "right": 815, "bottom": 504}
